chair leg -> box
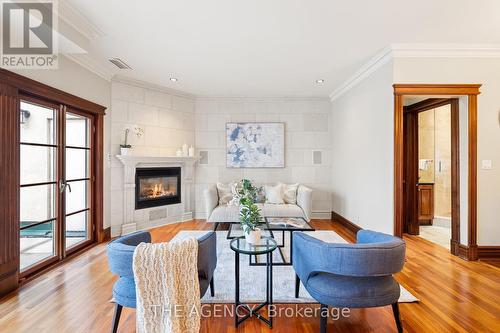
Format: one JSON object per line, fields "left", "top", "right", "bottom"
{"left": 209, "top": 277, "right": 215, "bottom": 297}
{"left": 319, "top": 304, "right": 328, "bottom": 333}
{"left": 111, "top": 303, "right": 123, "bottom": 333}
{"left": 295, "top": 274, "right": 300, "bottom": 298}
{"left": 391, "top": 302, "right": 403, "bottom": 333}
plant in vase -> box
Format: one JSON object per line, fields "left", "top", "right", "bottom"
{"left": 120, "top": 125, "right": 144, "bottom": 155}
{"left": 237, "top": 179, "right": 263, "bottom": 244}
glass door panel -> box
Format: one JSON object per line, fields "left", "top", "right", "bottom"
{"left": 19, "top": 100, "right": 58, "bottom": 272}
{"left": 64, "top": 111, "right": 92, "bottom": 250}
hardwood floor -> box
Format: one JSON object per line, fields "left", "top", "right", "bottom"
{"left": 0, "top": 219, "right": 499, "bottom": 333}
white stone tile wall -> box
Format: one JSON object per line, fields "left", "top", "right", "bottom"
{"left": 109, "top": 80, "right": 195, "bottom": 234}
{"left": 194, "top": 98, "right": 333, "bottom": 219}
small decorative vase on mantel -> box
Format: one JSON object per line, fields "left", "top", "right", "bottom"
{"left": 120, "top": 146, "right": 131, "bottom": 155}
{"left": 237, "top": 179, "right": 263, "bottom": 244}
{"left": 120, "top": 125, "right": 143, "bottom": 156}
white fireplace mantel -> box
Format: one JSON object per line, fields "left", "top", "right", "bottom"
{"left": 115, "top": 155, "right": 198, "bottom": 235}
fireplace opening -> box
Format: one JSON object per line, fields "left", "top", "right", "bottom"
{"left": 135, "top": 167, "right": 181, "bottom": 209}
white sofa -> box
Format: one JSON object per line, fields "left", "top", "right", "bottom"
{"left": 203, "top": 184, "right": 313, "bottom": 223}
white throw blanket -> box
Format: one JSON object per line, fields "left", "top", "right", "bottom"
{"left": 133, "top": 238, "right": 200, "bottom": 333}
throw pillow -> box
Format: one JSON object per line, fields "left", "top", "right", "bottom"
{"left": 280, "top": 183, "right": 299, "bottom": 204}
{"left": 227, "top": 182, "right": 241, "bottom": 206}
{"left": 216, "top": 182, "right": 234, "bottom": 205}
{"left": 255, "top": 186, "right": 266, "bottom": 203}
{"left": 265, "top": 184, "right": 284, "bottom": 204}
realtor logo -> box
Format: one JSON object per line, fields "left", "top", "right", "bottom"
{"left": 1, "top": 0, "right": 58, "bottom": 69}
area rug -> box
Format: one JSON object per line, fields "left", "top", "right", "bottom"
{"left": 171, "top": 230, "right": 419, "bottom": 304}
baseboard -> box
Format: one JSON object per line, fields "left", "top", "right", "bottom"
{"left": 478, "top": 246, "right": 500, "bottom": 260}
{"left": 311, "top": 211, "right": 332, "bottom": 219}
{"left": 457, "top": 244, "right": 479, "bottom": 261}
{"left": 99, "top": 227, "right": 111, "bottom": 242}
{"left": 119, "top": 213, "right": 194, "bottom": 236}
{"left": 331, "top": 210, "right": 362, "bottom": 236}
{"left": 458, "top": 244, "right": 470, "bottom": 260}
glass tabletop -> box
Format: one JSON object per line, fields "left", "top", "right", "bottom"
{"left": 230, "top": 236, "right": 277, "bottom": 255}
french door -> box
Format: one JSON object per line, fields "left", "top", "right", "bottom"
{"left": 19, "top": 96, "right": 95, "bottom": 275}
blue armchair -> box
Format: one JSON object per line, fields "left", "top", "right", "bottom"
{"left": 107, "top": 230, "right": 217, "bottom": 333}
{"left": 293, "top": 230, "right": 405, "bottom": 333}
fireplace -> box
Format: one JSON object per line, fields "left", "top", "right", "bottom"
{"left": 135, "top": 167, "right": 181, "bottom": 209}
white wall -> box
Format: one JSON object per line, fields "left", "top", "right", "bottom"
{"left": 194, "top": 98, "right": 333, "bottom": 219}
{"left": 393, "top": 57, "right": 500, "bottom": 246}
{"left": 109, "top": 80, "right": 195, "bottom": 236}
{"left": 13, "top": 56, "right": 112, "bottom": 229}
{"left": 330, "top": 61, "right": 394, "bottom": 234}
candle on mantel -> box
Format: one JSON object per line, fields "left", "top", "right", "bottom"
{"left": 188, "top": 146, "right": 195, "bottom": 157}
{"left": 182, "top": 144, "right": 188, "bottom": 157}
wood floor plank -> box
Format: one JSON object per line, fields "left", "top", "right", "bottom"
{"left": 0, "top": 219, "right": 499, "bottom": 333}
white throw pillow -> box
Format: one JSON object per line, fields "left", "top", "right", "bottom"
{"left": 265, "top": 184, "right": 285, "bottom": 204}
{"left": 216, "top": 182, "right": 234, "bottom": 205}
{"left": 280, "top": 183, "right": 299, "bottom": 204}
{"left": 227, "top": 182, "right": 241, "bottom": 206}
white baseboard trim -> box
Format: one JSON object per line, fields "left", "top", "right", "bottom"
{"left": 117, "top": 212, "right": 194, "bottom": 236}
{"left": 311, "top": 211, "right": 332, "bottom": 219}
{"left": 110, "top": 225, "right": 122, "bottom": 237}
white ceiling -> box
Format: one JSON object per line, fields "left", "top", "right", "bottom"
{"left": 66, "top": 0, "right": 500, "bottom": 97}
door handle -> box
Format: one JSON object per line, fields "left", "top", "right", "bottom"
{"left": 59, "top": 180, "right": 72, "bottom": 193}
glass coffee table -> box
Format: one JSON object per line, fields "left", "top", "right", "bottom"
{"left": 230, "top": 236, "right": 277, "bottom": 328}
{"left": 227, "top": 216, "right": 315, "bottom": 266}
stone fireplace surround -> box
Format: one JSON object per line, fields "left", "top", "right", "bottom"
{"left": 116, "top": 155, "right": 197, "bottom": 235}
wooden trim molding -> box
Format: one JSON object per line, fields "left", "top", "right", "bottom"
{"left": 394, "top": 94, "right": 404, "bottom": 238}
{"left": 0, "top": 69, "right": 106, "bottom": 115}
{"left": 450, "top": 99, "right": 461, "bottom": 257}
{"left": 477, "top": 246, "right": 500, "bottom": 260}
{"left": 403, "top": 98, "right": 452, "bottom": 113}
{"left": 467, "top": 94, "right": 478, "bottom": 261}
{"left": 94, "top": 114, "right": 105, "bottom": 243}
{"left": 0, "top": 82, "right": 20, "bottom": 296}
{"left": 100, "top": 227, "right": 111, "bottom": 243}
{"left": 393, "top": 84, "right": 481, "bottom": 96}
{"left": 393, "top": 84, "right": 481, "bottom": 260}
{"left": 458, "top": 244, "right": 470, "bottom": 261}
{"left": 331, "top": 211, "right": 362, "bottom": 237}
{"left": 0, "top": 70, "right": 107, "bottom": 297}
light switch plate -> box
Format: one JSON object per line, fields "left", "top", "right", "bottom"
{"left": 481, "top": 160, "right": 492, "bottom": 170}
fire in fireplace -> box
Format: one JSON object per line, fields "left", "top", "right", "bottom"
{"left": 135, "top": 167, "right": 181, "bottom": 209}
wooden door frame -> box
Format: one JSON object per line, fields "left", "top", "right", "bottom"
{"left": 403, "top": 98, "right": 460, "bottom": 255}
{"left": 394, "top": 84, "right": 481, "bottom": 260}
{"left": 0, "top": 69, "right": 106, "bottom": 296}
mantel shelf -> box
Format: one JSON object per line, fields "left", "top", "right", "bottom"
{"left": 115, "top": 155, "right": 199, "bottom": 166}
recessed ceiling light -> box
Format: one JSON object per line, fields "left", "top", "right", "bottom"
{"left": 316, "top": 79, "right": 325, "bottom": 84}
{"left": 170, "top": 78, "right": 178, "bottom": 82}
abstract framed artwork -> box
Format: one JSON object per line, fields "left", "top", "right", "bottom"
{"left": 226, "top": 122, "right": 285, "bottom": 168}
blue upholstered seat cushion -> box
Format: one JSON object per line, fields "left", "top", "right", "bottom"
{"left": 113, "top": 277, "right": 137, "bottom": 308}
{"left": 305, "top": 273, "right": 400, "bottom": 308}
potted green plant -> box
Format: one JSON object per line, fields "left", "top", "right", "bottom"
{"left": 237, "top": 179, "right": 263, "bottom": 244}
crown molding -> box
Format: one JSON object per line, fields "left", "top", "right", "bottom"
{"left": 195, "top": 96, "right": 330, "bottom": 102}
{"left": 58, "top": 0, "right": 104, "bottom": 40}
{"left": 112, "top": 76, "right": 196, "bottom": 100}
{"left": 330, "top": 43, "right": 500, "bottom": 102}
{"left": 329, "top": 45, "right": 393, "bottom": 101}
{"left": 391, "top": 43, "right": 500, "bottom": 58}
{"left": 64, "top": 54, "right": 114, "bottom": 81}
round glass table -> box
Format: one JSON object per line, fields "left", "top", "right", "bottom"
{"left": 229, "top": 236, "right": 277, "bottom": 328}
